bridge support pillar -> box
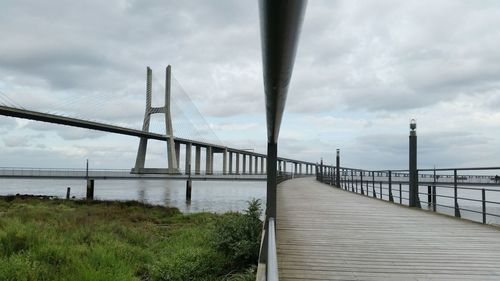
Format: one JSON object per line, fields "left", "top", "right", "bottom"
{"left": 249, "top": 155, "right": 253, "bottom": 174}
{"left": 228, "top": 152, "right": 233, "bottom": 174}
{"left": 236, "top": 153, "right": 240, "bottom": 174}
{"left": 132, "top": 66, "right": 179, "bottom": 174}
{"left": 243, "top": 154, "right": 247, "bottom": 174}
{"left": 206, "top": 147, "right": 213, "bottom": 175}
{"left": 261, "top": 157, "right": 265, "bottom": 174}
{"left": 223, "top": 149, "right": 228, "bottom": 175}
{"left": 255, "top": 156, "right": 258, "bottom": 175}
{"left": 175, "top": 142, "right": 180, "bottom": 170}
{"left": 185, "top": 143, "right": 192, "bottom": 175}
{"left": 195, "top": 146, "right": 201, "bottom": 175}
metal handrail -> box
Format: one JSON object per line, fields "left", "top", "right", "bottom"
{"left": 267, "top": 217, "right": 279, "bottom": 281}
{"left": 316, "top": 166, "right": 500, "bottom": 225}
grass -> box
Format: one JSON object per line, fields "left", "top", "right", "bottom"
{"left": 0, "top": 196, "right": 259, "bottom": 281}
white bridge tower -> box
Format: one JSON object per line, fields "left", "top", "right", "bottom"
{"left": 131, "top": 66, "right": 178, "bottom": 174}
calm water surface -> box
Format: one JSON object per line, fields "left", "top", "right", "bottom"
{"left": 0, "top": 179, "right": 266, "bottom": 214}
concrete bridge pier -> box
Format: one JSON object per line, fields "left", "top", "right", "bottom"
{"left": 195, "top": 146, "right": 201, "bottom": 175}
{"left": 185, "top": 143, "right": 192, "bottom": 175}
{"left": 175, "top": 142, "right": 180, "bottom": 170}
{"left": 249, "top": 155, "right": 253, "bottom": 174}
{"left": 235, "top": 153, "right": 240, "bottom": 174}
{"left": 254, "top": 156, "right": 258, "bottom": 175}
{"left": 261, "top": 157, "right": 265, "bottom": 174}
{"left": 228, "top": 152, "right": 233, "bottom": 174}
{"left": 223, "top": 149, "right": 228, "bottom": 175}
{"left": 243, "top": 154, "right": 247, "bottom": 174}
{"left": 206, "top": 147, "right": 213, "bottom": 175}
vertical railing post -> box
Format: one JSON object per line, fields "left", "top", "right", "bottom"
{"left": 427, "top": 186, "right": 432, "bottom": 207}
{"left": 454, "top": 169, "right": 461, "bottom": 218}
{"left": 379, "top": 182, "right": 382, "bottom": 200}
{"left": 355, "top": 179, "right": 358, "bottom": 193}
{"left": 389, "top": 171, "right": 394, "bottom": 202}
{"left": 351, "top": 170, "right": 354, "bottom": 192}
{"left": 372, "top": 172, "right": 376, "bottom": 198}
{"left": 360, "top": 172, "right": 364, "bottom": 195}
{"left": 482, "top": 188, "right": 486, "bottom": 224}
{"left": 320, "top": 159, "right": 324, "bottom": 183}
{"left": 432, "top": 185, "right": 437, "bottom": 212}
{"left": 399, "top": 183, "right": 402, "bottom": 204}
{"left": 433, "top": 168, "right": 437, "bottom": 211}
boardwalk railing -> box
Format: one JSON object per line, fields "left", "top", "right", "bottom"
{"left": 317, "top": 166, "right": 500, "bottom": 225}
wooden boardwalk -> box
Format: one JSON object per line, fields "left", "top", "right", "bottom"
{"left": 276, "top": 177, "right": 500, "bottom": 280}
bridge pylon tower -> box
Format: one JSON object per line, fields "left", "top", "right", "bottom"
{"left": 131, "top": 66, "right": 179, "bottom": 174}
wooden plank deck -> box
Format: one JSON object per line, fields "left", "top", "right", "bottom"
{"left": 276, "top": 177, "right": 500, "bottom": 280}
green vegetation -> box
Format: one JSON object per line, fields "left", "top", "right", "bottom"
{"left": 0, "top": 196, "right": 262, "bottom": 281}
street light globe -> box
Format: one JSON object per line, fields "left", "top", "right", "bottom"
{"left": 410, "top": 119, "right": 417, "bottom": 131}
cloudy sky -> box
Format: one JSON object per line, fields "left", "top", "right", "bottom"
{"left": 1, "top": 0, "right": 500, "bottom": 170}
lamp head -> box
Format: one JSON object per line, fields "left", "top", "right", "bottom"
{"left": 410, "top": 119, "right": 417, "bottom": 131}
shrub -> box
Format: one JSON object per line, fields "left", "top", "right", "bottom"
{"left": 213, "top": 199, "right": 262, "bottom": 269}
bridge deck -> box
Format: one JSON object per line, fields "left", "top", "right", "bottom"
{"left": 277, "top": 177, "right": 500, "bottom": 280}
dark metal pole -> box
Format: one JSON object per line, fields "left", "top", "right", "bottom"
{"left": 267, "top": 143, "right": 278, "bottom": 220}
{"left": 389, "top": 171, "right": 394, "bottom": 202}
{"left": 351, "top": 170, "right": 354, "bottom": 192}
{"left": 409, "top": 120, "right": 421, "bottom": 208}
{"left": 399, "top": 183, "right": 402, "bottom": 204}
{"left": 482, "top": 188, "right": 486, "bottom": 224}
{"left": 360, "top": 172, "right": 364, "bottom": 195}
{"left": 454, "top": 169, "right": 461, "bottom": 218}
{"left": 432, "top": 185, "right": 437, "bottom": 212}
{"left": 372, "top": 172, "right": 376, "bottom": 198}
{"left": 336, "top": 149, "right": 340, "bottom": 187}
{"left": 428, "top": 186, "right": 432, "bottom": 206}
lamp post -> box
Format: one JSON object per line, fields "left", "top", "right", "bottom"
{"left": 409, "top": 119, "right": 421, "bottom": 208}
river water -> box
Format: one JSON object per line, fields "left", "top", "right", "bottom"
{"left": 0, "top": 178, "right": 266, "bottom": 214}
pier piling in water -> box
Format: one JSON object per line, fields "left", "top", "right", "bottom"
{"left": 66, "top": 187, "right": 71, "bottom": 199}
{"left": 86, "top": 179, "right": 94, "bottom": 200}
{"left": 186, "top": 179, "right": 192, "bottom": 202}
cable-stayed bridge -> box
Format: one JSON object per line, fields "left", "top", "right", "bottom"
{"left": 0, "top": 66, "right": 317, "bottom": 178}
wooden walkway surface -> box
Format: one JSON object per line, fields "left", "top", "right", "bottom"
{"left": 277, "top": 177, "right": 500, "bottom": 280}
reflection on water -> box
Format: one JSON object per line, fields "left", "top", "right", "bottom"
{"left": 0, "top": 179, "right": 266, "bottom": 214}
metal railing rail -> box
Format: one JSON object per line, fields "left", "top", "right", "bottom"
{"left": 316, "top": 166, "right": 500, "bottom": 225}
{"left": 267, "top": 217, "right": 279, "bottom": 281}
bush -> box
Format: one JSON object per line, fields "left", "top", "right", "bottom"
{"left": 213, "top": 199, "right": 262, "bottom": 269}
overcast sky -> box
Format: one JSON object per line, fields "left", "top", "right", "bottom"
{"left": 1, "top": 0, "right": 500, "bottom": 170}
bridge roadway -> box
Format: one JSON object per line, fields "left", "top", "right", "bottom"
{"left": 0, "top": 105, "right": 315, "bottom": 167}
{"left": 277, "top": 177, "right": 500, "bottom": 280}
